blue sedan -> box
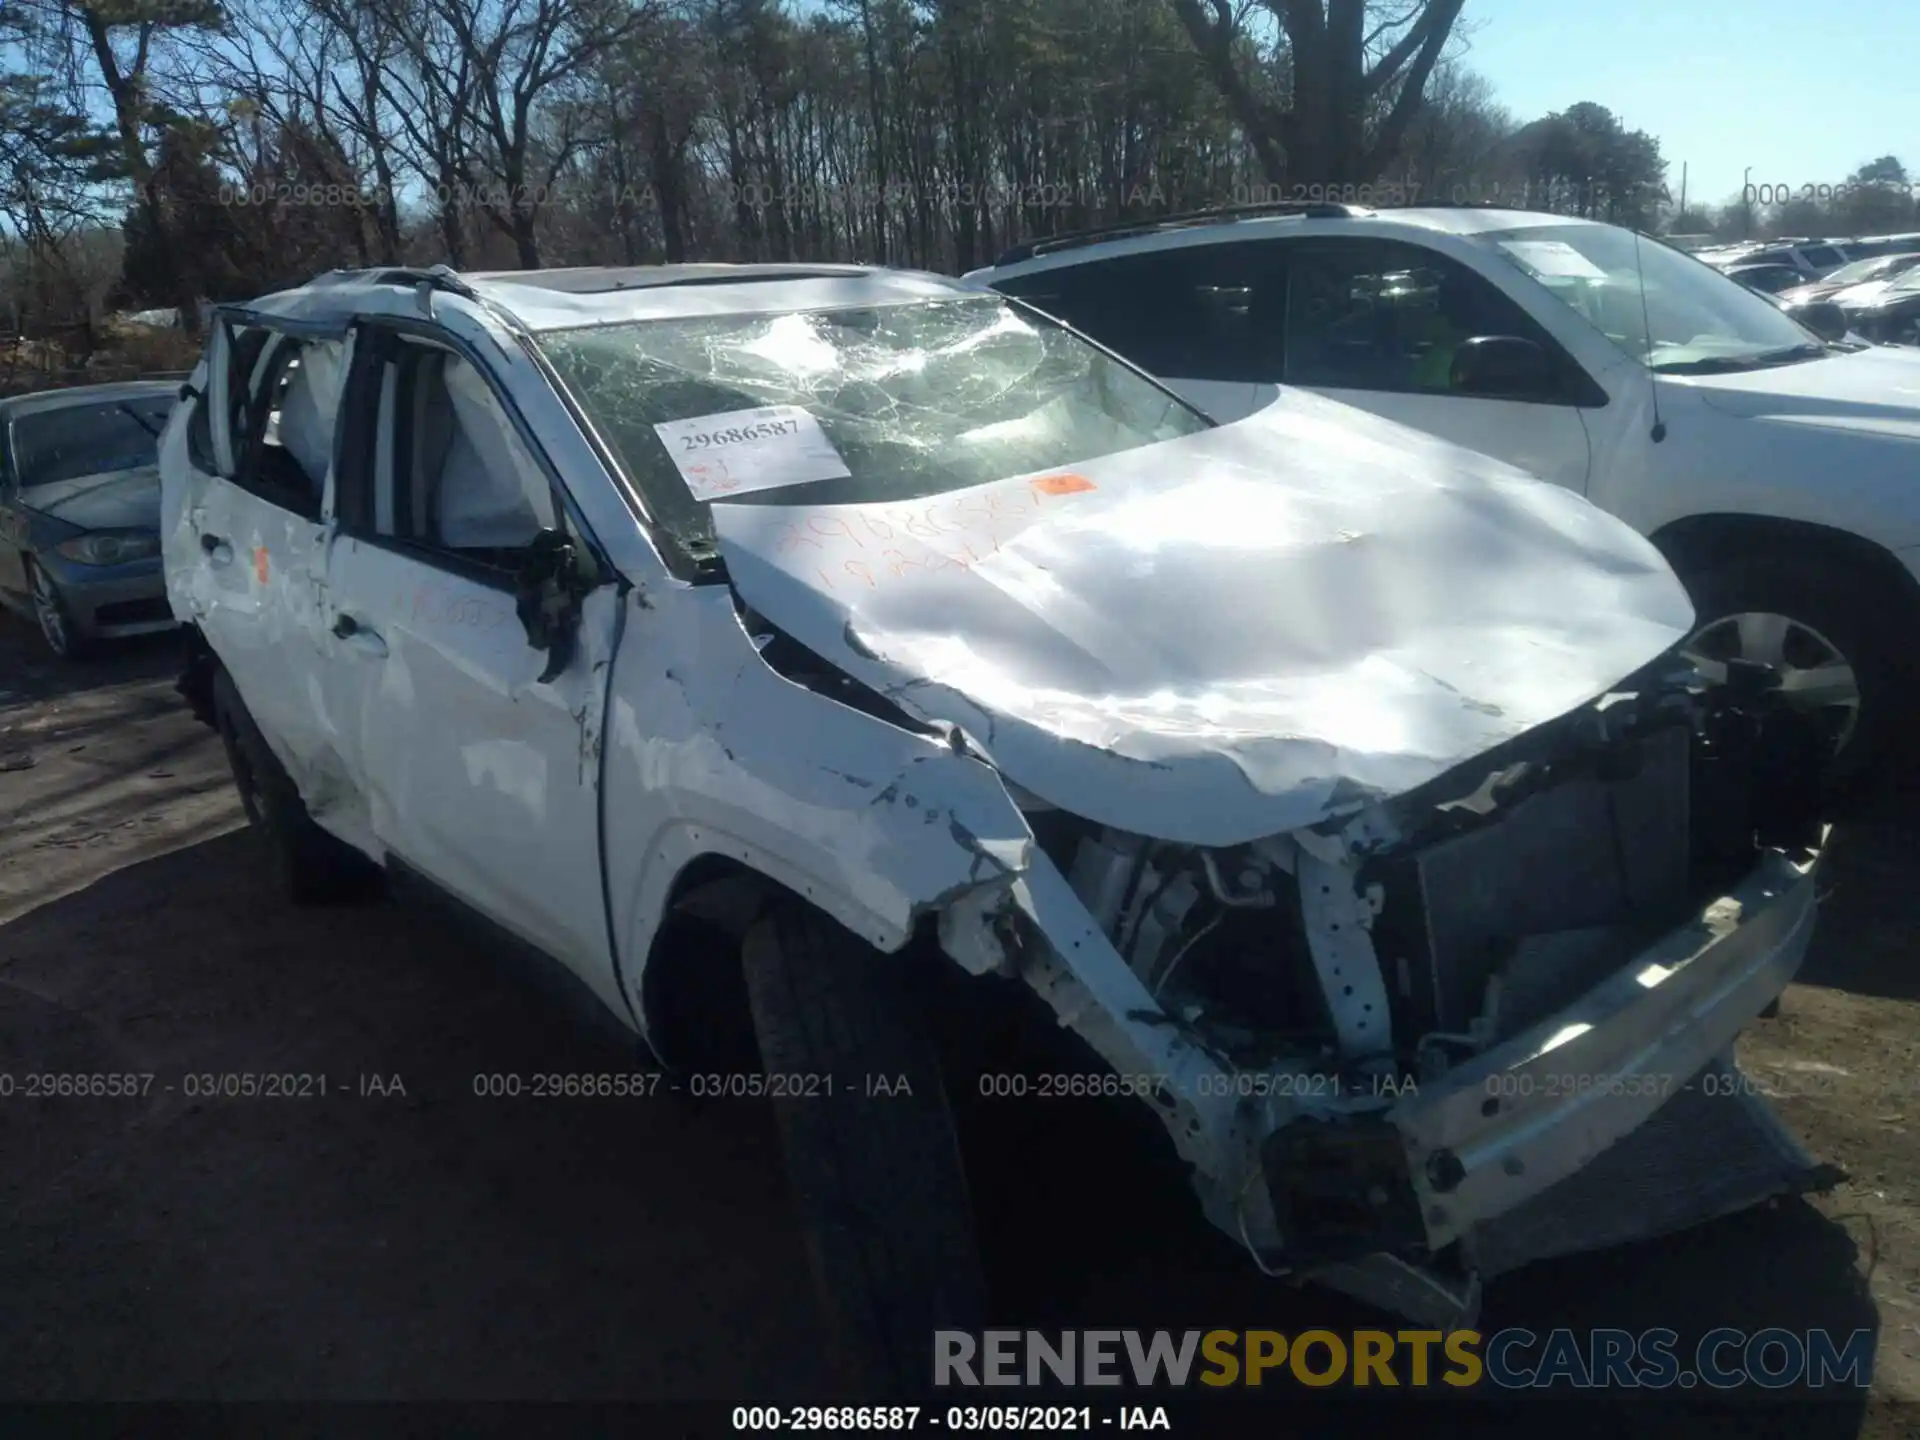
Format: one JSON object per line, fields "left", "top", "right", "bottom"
{"left": 0, "top": 380, "right": 179, "bottom": 659}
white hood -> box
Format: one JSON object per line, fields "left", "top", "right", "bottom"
{"left": 1686, "top": 345, "right": 1920, "bottom": 441}
{"left": 711, "top": 400, "right": 1695, "bottom": 846}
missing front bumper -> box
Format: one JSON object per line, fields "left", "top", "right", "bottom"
{"left": 1262, "top": 844, "right": 1825, "bottom": 1311}
{"left": 1306, "top": 1055, "right": 1842, "bottom": 1327}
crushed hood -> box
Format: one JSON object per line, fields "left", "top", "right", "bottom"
{"left": 21, "top": 463, "right": 162, "bottom": 533}
{"left": 712, "top": 395, "right": 1695, "bottom": 846}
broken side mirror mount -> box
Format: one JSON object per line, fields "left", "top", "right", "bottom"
{"left": 514, "top": 527, "right": 591, "bottom": 683}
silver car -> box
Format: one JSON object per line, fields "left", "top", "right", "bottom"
{"left": 0, "top": 380, "right": 178, "bottom": 659}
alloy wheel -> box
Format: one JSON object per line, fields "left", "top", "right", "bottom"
{"left": 1680, "top": 610, "right": 1862, "bottom": 755}
{"left": 29, "top": 564, "right": 70, "bottom": 658}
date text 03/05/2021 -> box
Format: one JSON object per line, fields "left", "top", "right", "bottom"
{"left": 0, "top": 1073, "right": 407, "bottom": 1099}
{"left": 731, "top": 1406, "right": 1173, "bottom": 1432}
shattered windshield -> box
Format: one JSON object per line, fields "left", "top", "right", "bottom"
{"left": 536, "top": 295, "right": 1209, "bottom": 565}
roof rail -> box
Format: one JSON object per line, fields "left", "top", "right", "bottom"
{"left": 991, "top": 200, "right": 1366, "bottom": 267}
{"left": 377, "top": 264, "right": 479, "bottom": 299}
{"left": 309, "top": 264, "right": 478, "bottom": 299}
{"left": 1388, "top": 200, "right": 1532, "bottom": 210}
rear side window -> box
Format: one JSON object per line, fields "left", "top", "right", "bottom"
{"left": 993, "top": 243, "right": 1285, "bottom": 383}
{"left": 1801, "top": 246, "right": 1841, "bottom": 268}
{"left": 221, "top": 329, "right": 340, "bottom": 521}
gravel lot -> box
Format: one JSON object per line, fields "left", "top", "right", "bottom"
{"left": 3, "top": 614, "right": 1918, "bottom": 1434}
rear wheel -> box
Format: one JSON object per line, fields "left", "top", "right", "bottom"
{"left": 212, "top": 669, "right": 376, "bottom": 904}
{"left": 741, "top": 902, "right": 987, "bottom": 1398}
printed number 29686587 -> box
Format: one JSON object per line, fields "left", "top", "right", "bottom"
{"left": 678, "top": 419, "right": 800, "bottom": 452}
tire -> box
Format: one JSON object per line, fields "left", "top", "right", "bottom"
{"left": 1678, "top": 551, "right": 1909, "bottom": 793}
{"left": 211, "top": 668, "right": 376, "bottom": 905}
{"left": 26, "top": 559, "right": 93, "bottom": 661}
{"left": 741, "top": 902, "right": 987, "bottom": 1399}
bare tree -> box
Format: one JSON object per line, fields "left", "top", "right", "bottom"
{"left": 1169, "top": 0, "right": 1465, "bottom": 186}
{"left": 363, "top": 0, "right": 657, "bottom": 267}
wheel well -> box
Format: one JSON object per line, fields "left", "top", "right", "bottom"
{"left": 637, "top": 855, "right": 782, "bottom": 1073}
{"left": 1651, "top": 512, "right": 1920, "bottom": 625}
{"left": 637, "top": 854, "right": 954, "bottom": 1071}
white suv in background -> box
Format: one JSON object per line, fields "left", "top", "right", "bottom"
{"left": 971, "top": 205, "right": 1920, "bottom": 785}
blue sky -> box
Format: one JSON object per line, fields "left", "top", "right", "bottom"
{"left": 1458, "top": 0, "right": 1918, "bottom": 209}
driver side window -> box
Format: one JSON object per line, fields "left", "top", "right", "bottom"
{"left": 335, "top": 333, "right": 561, "bottom": 583}
{"left": 1282, "top": 240, "right": 1561, "bottom": 396}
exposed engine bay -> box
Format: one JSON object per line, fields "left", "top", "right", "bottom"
{"left": 745, "top": 590, "right": 1835, "bottom": 1325}
{"left": 1033, "top": 647, "right": 1826, "bottom": 1084}
{"left": 1008, "top": 646, "right": 1832, "bottom": 1301}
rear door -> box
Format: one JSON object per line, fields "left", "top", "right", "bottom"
{"left": 317, "top": 321, "right": 622, "bottom": 986}
{"left": 171, "top": 312, "right": 350, "bottom": 794}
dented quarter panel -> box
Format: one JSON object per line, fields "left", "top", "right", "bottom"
{"left": 600, "top": 583, "right": 1036, "bottom": 1044}
{"left": 712, "top": 400, "right": 1696, "bottom": 846}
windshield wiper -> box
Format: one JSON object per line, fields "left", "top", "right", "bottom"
{"left": 1649, "top": 343, "right": 1828, "bottom": 375}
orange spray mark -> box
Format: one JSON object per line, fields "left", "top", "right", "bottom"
{"left": 1032, "top": 472, "right": 1095, "bottom": 496}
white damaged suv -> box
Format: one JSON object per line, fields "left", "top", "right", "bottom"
{"left": 160, "top": 263, "right": 1836, "bottom": 1393}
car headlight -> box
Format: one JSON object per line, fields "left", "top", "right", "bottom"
{"left": 53, "top": 531, "right": 161, "bottom": 566}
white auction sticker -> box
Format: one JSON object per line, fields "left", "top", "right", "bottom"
{"left": 1500, "top": 239, "right": 1608, "bottom": 281}
{"left": 652, "top": 404, "right": 851, "bottom": 501}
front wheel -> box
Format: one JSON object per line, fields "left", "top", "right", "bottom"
{"left": 741, "top": 902, "right": 987, "bottom": 1398}
{"left": 27, "top": 559, "right": 91, "bottom": 661}
{"left": 1678, "top": 552, "right": 1906, "bottom": 791}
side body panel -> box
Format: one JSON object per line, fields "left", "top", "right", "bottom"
{"left": 598, "top": 581, "right": 1034, "bottom": 1046}
{"left": 319, "top": 534, "right": 624, "bottom": 1013}
{"left": 160, "top": 333, "right": 338, "bottom": 787}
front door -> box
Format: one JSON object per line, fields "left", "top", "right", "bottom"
{"left": 321, "top": 323, "right": 623, "bottom": 992}
{"left": 1272, "top": 238, "right": 1596, "bottom": 492}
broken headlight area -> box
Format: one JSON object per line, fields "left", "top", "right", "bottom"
{"left": 1014, "top": 649, "right": 1829, "bottom": 1281}
{"left": 737, "top": 601, "right": 949, "bottom": 740}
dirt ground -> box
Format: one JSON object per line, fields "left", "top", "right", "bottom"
{"left": 4, "top": 613, "right": 1920, "bottom": 1434}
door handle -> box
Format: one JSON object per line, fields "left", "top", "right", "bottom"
{"left": 332, "top": 613, "right": 388, "bottom": 658}
{"left": 200, "top": 532, "right": 226, "bottom": 553}
{"left": 200, "top": 532, "right": 233, "bottom": 564}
